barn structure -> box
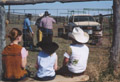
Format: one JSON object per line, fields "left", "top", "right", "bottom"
{"left": 1, "top": 0, "right": 119, "bottom": 81}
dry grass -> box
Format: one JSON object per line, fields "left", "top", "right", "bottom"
{"left": 5, "top": 24, "right": 120, "bottom": 82}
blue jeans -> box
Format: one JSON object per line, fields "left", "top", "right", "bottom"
{"left": 40, "top": 28, "right": 53, "bottom": 43}
{"left": 3, "top": 74, "right": 27, "bottom": 81}
{"left": 56, "top": 66, "right": 84, "bottom": 77}
{"left": 35, "top": 75, "right": 56, "bottom": 81}
{"left": 40, "top": 28, "right": 53, "bottom": 36}
{"left": 23, "top": 29, "right": 34, "bottom": 48}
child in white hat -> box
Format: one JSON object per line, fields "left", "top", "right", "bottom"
{"left": 57, "top": 27, "right": 89, "bottom": 81}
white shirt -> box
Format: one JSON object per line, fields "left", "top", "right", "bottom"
{"left": 37, "top": 51, "right": 57, "bottom": 78}
{"left": 64, "top": 44, "right": 89, "bottom": 73}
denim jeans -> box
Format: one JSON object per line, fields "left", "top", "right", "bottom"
{"left": 40, "top": 28, "right": 53, "bottom": 43}
{"left": 35, "top": 75, "right": 56, "bottom": 81}
{"left": 40, "top": 28, "right": 53, "bottom": 36}
{"left": 2, "top": 74, "right": 27, "bottom": 81}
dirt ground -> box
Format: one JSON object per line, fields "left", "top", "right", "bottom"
{"left": 4, "top": 24, "right": 120, "bottom": 82}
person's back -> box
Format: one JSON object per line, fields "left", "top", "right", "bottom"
{"left": 23, "top": 18, "right": 29, "bottom": 29}
{"left": 40, "top": 16, "right": 56, "bottom": 29}
{"left": 57, "top": 27, "right": 90, "bottom": 82}
{"left": 67, "top": 44, "right": 89, "bottom": 73}
{"left": 35, "top": 41, "right": 58, "bottom": 81}
{"left": 2, "top": 28, "right": 28, "bottom": 81}
{"left": 2, "top": 44, "right": 27, "bottom": 79}
{"left": 39, "top": 11, "right": 56, "bottom": 42}
{"left": 37, "top": 51, "right": 57, "bottom": 78}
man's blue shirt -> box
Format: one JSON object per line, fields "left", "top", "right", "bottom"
{"left": 23, "top": 18, "right": 32, "bottom": 32}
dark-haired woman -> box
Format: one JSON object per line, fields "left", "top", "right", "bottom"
{"left": 2, "top": 28, "right": 29, "bottom": 81}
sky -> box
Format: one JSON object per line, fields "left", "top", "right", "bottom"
{"left": 5, "top": 1, "right": 113, "bottom": 16}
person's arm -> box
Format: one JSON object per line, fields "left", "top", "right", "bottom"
{"left": 21, "top": 48, "right": 28, "bottom": 69}
{"left": 22, "top": 57, "right": 27, "bottom": 69}
{"left": 26, "top": 19, "right": 34, "bottom": 34}
{"left": 54, "top": 55, "right": 58, "bottom": 70}
{"left": 63, "top": 46, "right": 72, "bottom": 66}
{"left": 52, "top": 18, "right": 56, "bottom": 23}
{"left": 63, "top": 57, "right": 69, "bottom": 66}
{"left": 35, "top": 58, "right": 39, "bottom": 70}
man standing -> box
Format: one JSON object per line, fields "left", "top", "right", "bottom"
{"left": 40, "top": 11, "right": 56, "bottom": 42}
{"left": 35, "top": 13, "right": 44, "bottom": 43}
{"left": 23, "top": 14, "right": 34, "bottom": 49}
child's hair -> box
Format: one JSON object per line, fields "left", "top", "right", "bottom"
{"left": 7, "top": 28, "right": 22, "bottom": 41}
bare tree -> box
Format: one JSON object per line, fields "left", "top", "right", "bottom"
{"left": 109, "top": 0, "right": 120, "bottom": 73}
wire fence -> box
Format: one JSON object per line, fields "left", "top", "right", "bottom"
{"left": 5, "top": 8, "right": 113, "bottom": 48}
{"left": 5, "top": 8, "right": 113, "bottom": 23}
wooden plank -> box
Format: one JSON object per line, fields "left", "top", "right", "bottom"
{"left": 0, "top": 5, "right": 6, "bottom": 80}
{"left": 0, "top": 0, "right": 112, "bottom": 5}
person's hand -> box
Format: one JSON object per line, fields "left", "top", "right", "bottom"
{"left": 35, "top": 64, "right": 38, "bottom": 70}
{"left": 32, "top": 32, "right": 34, "bottom": 35}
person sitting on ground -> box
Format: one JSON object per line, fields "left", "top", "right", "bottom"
{"left": 2, "top": 28, "right": 29, "bottom": 81}
{"left": 35, "top": 41, "right": 58, "bottom": 81}
{"left": 57, "top": 27, "right": 89, "bottom": 81}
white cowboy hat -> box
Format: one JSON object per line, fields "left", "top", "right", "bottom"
{"left": 68, "top": 27, "right": 89, "bottom": 43}
{"left": 39, "top": 13, "right": 44, "bottom": 17}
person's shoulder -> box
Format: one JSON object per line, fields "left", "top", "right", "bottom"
{"left": 83, "top": 44, "right": 89, "bottom": 51}
{"left": 51, "top": 52, "right": 57, "bottom": 59}
{"left": 21, "top": 47, "right": 27, "bottom": 51}
{"left": 11, "top": 44, "right": 22, "bottom": 49}
{"left": 41, "top": 17, "right": 46, "bottom": 21}
{"left": 83, "top": 44, "right": 88, "bottom": 47}
{"left": 25, "top": 18, "right": 29, "bottom": 21}
{"left": 2, "top": 45, "right": 10, "bottom": 52}
{"left": 52, "top": 52, "right": 57, "bottom": 56}
{"left": 47, "top": 16, "right": 53, "bottom": 19}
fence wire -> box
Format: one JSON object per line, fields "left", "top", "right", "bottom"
{"left": 4, "top": 8, "right": 113, "bottom": 49}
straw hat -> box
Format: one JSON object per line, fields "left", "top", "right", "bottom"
{"left": 37, "top": 42, "right": 59, "bottom": 55}
{"left": 39, "top": 13, "right": 44, "bottom": 17}
{"left": 68, "top": 27, "right": 89, "bottom": 43}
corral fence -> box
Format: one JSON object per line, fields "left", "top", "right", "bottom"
{"left": 5, "top": 8, "right": 113, "bottom": 48}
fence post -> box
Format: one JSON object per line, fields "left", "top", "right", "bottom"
{"left": 0, "top": 5, "right": 6, "bottom": 80}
